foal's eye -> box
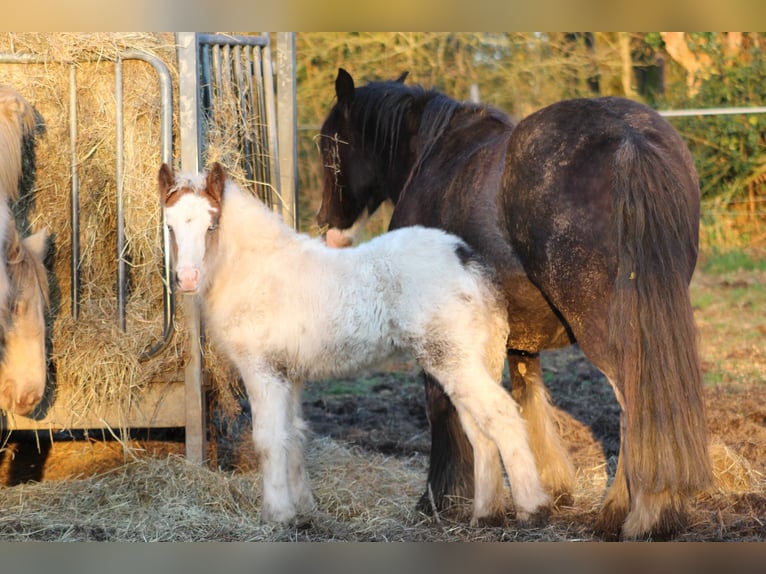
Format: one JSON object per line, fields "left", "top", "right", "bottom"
{"left": 208, "top": 224, "right": 218, "bottom": 233}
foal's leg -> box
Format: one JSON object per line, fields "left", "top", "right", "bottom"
{"left": 241, "top": 364, "right": 297, "bottom": 523}
{"left": 450, "top": 405, "right": 506, "bottom": 525}
{"left": 287, "top": 382, "right": 315, "bottom": 513}
{"left": 435, "top": 364, "right": 550, "bottom": 520}
{"left": 508, "top": 352, "right": 575, "bottom": 507}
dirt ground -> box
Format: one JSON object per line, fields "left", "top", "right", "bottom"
{"left": 0, "top": 267, "right": 763, "bottom": 541}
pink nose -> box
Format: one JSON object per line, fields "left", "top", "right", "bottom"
{"left": 177, "top": 268, "right": 201, "bottom": 292}
{"left": 0, "top": 383, "right": 41, "bottom": 416}
{"left": 325, "top": 228, "right": 352, "bottom": 248}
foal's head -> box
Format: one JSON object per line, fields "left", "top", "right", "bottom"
{"left": 159, "top": 162, "right": 224, "bottom": 294}
{"left": 0, "top": 228, "right": 50, "bottom": 416}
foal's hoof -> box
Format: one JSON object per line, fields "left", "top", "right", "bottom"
{"left": 469, "top": 510, "right": 507, "bottom": 528}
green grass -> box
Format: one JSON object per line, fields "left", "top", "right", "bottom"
{"left": 691, "top": 246, "right": 766, "bottom": 388}
{"left": 700, "top": 246, "right": 766, "bottom": 275}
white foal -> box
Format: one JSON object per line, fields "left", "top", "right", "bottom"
{"left": 159, "top": 162, "right": 549, "bottom": 525}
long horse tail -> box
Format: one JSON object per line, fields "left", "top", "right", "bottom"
{"left": 0, "top": 85, "right": 36, "bottom": 201}
{"left": 609, "top": 127, "right": 713, "bottom": 531}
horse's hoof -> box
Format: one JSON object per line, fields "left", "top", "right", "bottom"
{"left": 595, "top": 499, "right": 628, "bottom": 540}
{"left": 620, "top": 503, "right": 688, "bottom": 541}
{"left": 515, "top": 504, "right": 551, "bottom": 528}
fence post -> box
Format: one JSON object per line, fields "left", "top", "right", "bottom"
{"left": 276, "top": 32, "right": 298, "bottom": 230}
{"left": 175, "top": 32, "right": 206, "bottom": 465}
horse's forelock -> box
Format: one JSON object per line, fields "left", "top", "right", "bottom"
{"left": 163, "top": 172, "right": 210, "bottom": 208}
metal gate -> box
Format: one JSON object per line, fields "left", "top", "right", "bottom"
{"left": 176, "top": 32, "right": 297, "bottom": 462}
{"left": 0, "top": 33, "right": 297, "bottom": 465}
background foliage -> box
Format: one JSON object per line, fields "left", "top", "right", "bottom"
{"left": 293, "top": 32, "right": 766, "bottom": 251}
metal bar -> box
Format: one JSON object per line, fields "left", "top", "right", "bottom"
{"left": 197, "top": 33, "right": 270, "bottom": 48}
{"left": 118, "top": 50, "right": 177, "bottom": 361}
{"left": 234, "top": 45, "right": 254, "bottom": 185}
{"left": 251, "top": 47, "right": 268, "bottom": 203}
{"left": 244, "top": 46, "right": 259, "bottom": 192}
{"left": 199, "top": 43, "right": 212, "bottom": 162}
{"left": 175, "top": 32, "right": 206, "bottom": 466}
{"left": 659, "top": 106, "right": 766, "bottom": 117}
{"left": 262, "top": 42, "right": 281, "bottom": 214}
{"left": 115, "top": 58, "right": 127, "bottom": 332}
{"left": 69, "top": 64, "right": 80, "bottom": 320}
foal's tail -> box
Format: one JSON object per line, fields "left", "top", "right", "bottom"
{"left": 0, "top": 85, "right": 36, "bottom": 201}
{"left": 609, "top": 130, "right": 713, "bottom": 502}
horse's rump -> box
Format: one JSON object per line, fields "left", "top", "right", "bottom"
{"left": 505, "top": 96, "right": 711, "bottom": 514}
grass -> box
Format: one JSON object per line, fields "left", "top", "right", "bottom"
{"left": 692, "top": 244, "right": 766, "bottom": 389}
{"left": 700, "top": 246, "right": 766, "bottom": 275}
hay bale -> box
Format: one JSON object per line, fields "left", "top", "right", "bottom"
{"left": 0, "top": 33, "right": 242, "bottom": 429}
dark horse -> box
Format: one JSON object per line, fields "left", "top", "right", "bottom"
{"left": 316, "top": 68, "right": 713, "bottom": 540}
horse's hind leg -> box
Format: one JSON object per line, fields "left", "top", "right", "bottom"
{"left": 595, "top": 416, "right": 629, "bottom": 539}
{"left": 508, "top": 352, "right": 575, "bottom": 507}
{"left": 417, "top": 373, "right": 475, "bottom": 516}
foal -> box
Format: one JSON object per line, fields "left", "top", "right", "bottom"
{"left": 159, "top": 162, "right": 549, "bottom": 524}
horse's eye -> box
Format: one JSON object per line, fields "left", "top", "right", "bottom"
{"left": 208, "top": 224, "right": 218, "bottom": 233}
{"left": 166, "top": 225, "right": 173, "bottom": 233}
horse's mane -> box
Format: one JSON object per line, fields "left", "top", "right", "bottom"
{"left": 349, "top": 80, "right": 512, "bottom": 177}
{"left": 0, "top": 86, "right": 36, "bottom": 201}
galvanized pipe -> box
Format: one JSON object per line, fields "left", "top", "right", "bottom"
{"left": 69, "top": 64, "right": 80, "bottom": 320}
{"left": 115, "top": 58, "right": 126, "bottom": 332}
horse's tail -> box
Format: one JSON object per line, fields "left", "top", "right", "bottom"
{"left": 0, "top": 85, "right": 36, "bottom": 201}
{"left": 609, "top": 130, "right": 713, "bottom": 502}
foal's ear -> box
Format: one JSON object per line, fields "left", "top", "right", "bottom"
{"left": 335, "top": 68, "right": 355, "bottom": 107}
{"left": 23, "top": 228, "right": 50, "bottom": 261}
{"left": 158, "top": 163, "right": 175, "bottom": 204}
{"left": 206, "top": 162, "right": 226, "bottom": 203}
{"left": 395, "top": 71, "right": 409, "bottom": 83}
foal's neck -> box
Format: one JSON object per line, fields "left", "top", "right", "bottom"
{"left": 220, "top": 182, "right": 296, "bottom": 255}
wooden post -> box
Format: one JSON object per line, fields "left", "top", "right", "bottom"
{"left": 175, "top": 32, "right": 206, "bottom": 465}
{"left": 276, "top": 32, "right": 298, "bottom": 230}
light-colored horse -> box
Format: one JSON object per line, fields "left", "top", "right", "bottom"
{"left": 0, "top": 85, "right": 36, "bottom": 330}
{"left": 0, "top": 227, "right": 50, "bottom": 415}
{"left": 0, "top": 85, "right": 50, "bottom": 416}
{"left": 159, "top": 162, "right": 550, "bottom": 525}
